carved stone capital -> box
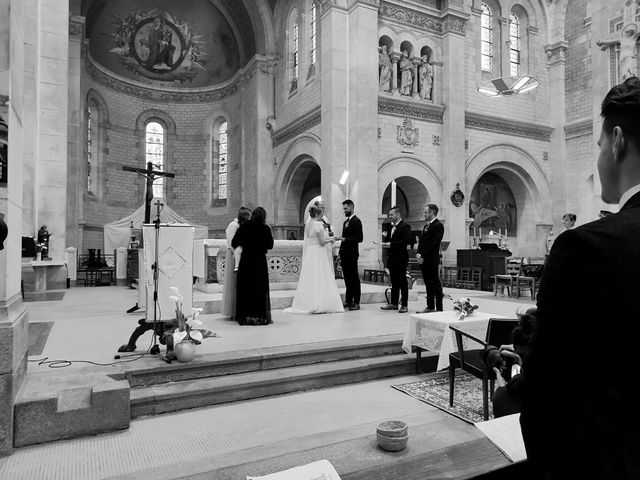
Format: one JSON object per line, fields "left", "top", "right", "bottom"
{"left": 545, "top": 41, "right": 568, "bottom": 67}
{"left": 442, "top": 13, "right": 468, "bottom": 36}
{"left": 69, "top": 16, "right": 85, "bottom": 38}
{"left": 348, "top": 0, "right": 380, "bottom": 10}
{"left": 390, "top": 52, "right": 402, "bottom": 63}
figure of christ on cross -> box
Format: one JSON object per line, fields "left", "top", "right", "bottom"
{"left": 122, "top": 161, "right": 175, "bottom": 223}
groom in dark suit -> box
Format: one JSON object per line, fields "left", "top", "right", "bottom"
{"left": 339, "top": 199, "right": 363, "bottom": 310}
{"left": 380, "top": 206, "right": 412, "bottom": 313}
{"left": 521, "top": 76, "right": 640, "bottom": 479}
{"left": 416, "top": 203, "right": 444, "bottom": 313}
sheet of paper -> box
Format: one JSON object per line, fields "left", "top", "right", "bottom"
{"left": 475, "top": 413, "right": 527, "bottom": 462}
{"left": 247, "top": 459, "right": 342, "bottom": 480}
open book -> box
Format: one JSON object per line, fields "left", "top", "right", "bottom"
{"left": 247, "top": 459, "right": 341, "bottom": 480}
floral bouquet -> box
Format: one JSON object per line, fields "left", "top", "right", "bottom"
{"left": 452, "top": 297, "right": 479, "bottom": 320}
{"left": 169, "top": 287, "right": 214, "bottom": 345}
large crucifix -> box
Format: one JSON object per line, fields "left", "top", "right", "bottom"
{"left": 122, "top": 162, "right": 175, "bottom": 223}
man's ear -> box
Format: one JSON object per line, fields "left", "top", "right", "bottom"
{"left": 612, "top": 126, "right": 626, "bottom": 162}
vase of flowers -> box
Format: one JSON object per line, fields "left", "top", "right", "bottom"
{"left": 452, "top": 297, "right": 479, "bottom": 320}
{"left": 168, "top": 287, "right": 214, "bottom": 362}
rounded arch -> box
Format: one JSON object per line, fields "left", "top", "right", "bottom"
{"left": 466, "top": 143, "right": 552, "bottom": 255}
{"left": 273, "top": 133, "right": 322, "bottom": 224}
{"left": 241, "top": 0, "right": 276, "bottom": 56}
{"left": 86, "top": 89, "right": 109, "bottom": 123}
{"left": 134, "top": 109, "right": 177, "bottom": 137}
{"left": 377, "top": 155, "right": 443, "bottom": 217}
{"left": 379, "top": 35, "right": 394, "bottom": 53}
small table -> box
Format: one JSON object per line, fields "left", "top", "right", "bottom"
{"left": 31, "top": 260, "right": 66, "bottom": 291}
{"left": 402, "top": 311, "right": 505, "bottom": 372}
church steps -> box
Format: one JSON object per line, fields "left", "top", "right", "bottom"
{"left": 120, "top": 334, "right": 407, "bottom": 387}
{"left": 130, "top": 352, "right": 425, "bottom": 418}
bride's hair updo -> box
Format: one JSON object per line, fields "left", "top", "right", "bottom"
{"left": 309, "top": 205, "right": 322, "bottom": 218}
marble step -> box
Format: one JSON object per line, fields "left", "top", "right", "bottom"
{"left": 194, "top": 288, "right": 419, "bottom": 314}
{"left": 130, "top": 352, "right": 436, "bottom": 418}
{"left": 119, "top": 334, "right": 407, "bottom": 387}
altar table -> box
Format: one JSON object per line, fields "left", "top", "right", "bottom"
{"left": 402, "top": 311, "right": 505, "bottom": 371}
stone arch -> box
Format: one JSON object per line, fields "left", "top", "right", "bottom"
{"left": 378, "top": 155, "right": 443, "bottom": 218}
{"left": 466, "top": 143, "right": 551, "bottom": 256}
{"left": 274, "top": 134, "right": 322, "bottom": 227}
{"left": 85, "top": 89, "right": 109, "bottom": 199}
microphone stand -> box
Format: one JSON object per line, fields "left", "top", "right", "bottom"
{"left": 149, "top": 201, "right": 162, "bottom": 355}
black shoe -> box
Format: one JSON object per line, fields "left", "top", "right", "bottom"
{"left": 416, "top": 308, "right": 437, "bottom": 313}
{"left": 380, "top": 304, "right": 398, "bottom": 310}
{"left": 344, "top": 302, "right": 353, "bottom": 308}
{"left": 398, "top": 306, "right": 408, "bottom": 313}
{"left": 349, "top": 304, "right": 360, "bottom": 311}
{"left": 117, "top": 344, "right": 136, "bottom": 353}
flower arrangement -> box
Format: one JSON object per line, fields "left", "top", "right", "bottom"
{"left": 452, "top": 297, "right": 479, "bottom": 320}
{"left": 169, "top": 287, "right": 213, "bottom": 345}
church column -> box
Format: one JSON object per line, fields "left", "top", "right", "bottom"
{"left": 66, "top": 16, "right": 84, "bottom": 251}
{"left": 34, "top": 0, "right": 69, "bottom": 261}
{"left": 0, "top": 0, "right": 29, "bottom": 457}
{"left": 440, "top": 6, "right": 469, "bottom": 265}
{"left": 411, "top": 57, "right": 421, "bottom": 98}
{"left": 319, "top": 0, "right": 348, "bottom": 231}
{"left": 345, "top": 0, "right": 380, "bottom": 270}
{"left": 544, "top": 41, "right": 568, "bottom": 234}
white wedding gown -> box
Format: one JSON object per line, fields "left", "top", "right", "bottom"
{"left": 284, "top": 220, "right": 344, "bottom": 314}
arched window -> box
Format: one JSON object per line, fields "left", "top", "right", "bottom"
{"left": 310, "top": 2, "right": 317, "bottom": 67}
{"left": 480, "top": 3, "right": 493, "bottom": 72}
{"left": 210, "top": 118, "right": 229, "bottom": 205}
{"left": 218, "top": 122, "right": 228, "bottom": 200}
{"left": 145, "top": 121, "right": 165, "bottom": 198}
{"left": 509, "top": 13, "right": 521, "bottom": 77}
{"left": 293, "top": 22, "right": 299, "bottom": 83}
{"left": 87, "top": 106, "right": 94, "bottom": 193}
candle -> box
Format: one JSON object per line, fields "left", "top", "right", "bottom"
{"left": 499, "top": 228, "right": 502, "bottom": 236}
{"left": 479, "top": 228, "right": 482, "bottom": 237}
{"left": 505, "top": 228, "right": 508, "bottom": 237}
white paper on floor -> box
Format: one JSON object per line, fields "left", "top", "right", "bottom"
{"left": 247, "top": 459, "right": 342, "bottom": 480}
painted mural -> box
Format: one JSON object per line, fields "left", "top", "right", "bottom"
{"left": 469, "top": 172, "right": 518, "bottom": 235}
{"left": 89, "top": 0, "right": 241, "bottom": 88}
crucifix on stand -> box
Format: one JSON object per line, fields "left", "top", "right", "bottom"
{"left": 122, "top": 161, "right": 175, "bottom": 223}
{"left": 118, "top": 162, "right": 175, "bottom": 347}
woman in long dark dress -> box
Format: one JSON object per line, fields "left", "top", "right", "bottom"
{"left": 231, "top": 206, "right": 274, "bottom": 325}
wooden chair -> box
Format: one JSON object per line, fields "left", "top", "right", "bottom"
{"left": 448, "top": 318, "right": 519, "bottom": 420}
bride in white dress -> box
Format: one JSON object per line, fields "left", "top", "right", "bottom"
{"left": 284, "top": 205, "right": 345, "bottom": 314}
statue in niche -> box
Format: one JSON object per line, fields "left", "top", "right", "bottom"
{"left": 379, "top": 45, "right": 392, "bottom": 91}
{"left": 418, "top": 55, "right": 433, "bottom": 101}
{"left": 399, "top": 50, "right": 414, "bottom": 96}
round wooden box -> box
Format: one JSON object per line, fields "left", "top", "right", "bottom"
{"left": 376, "top": 420, "right": 408, "bottom": 452}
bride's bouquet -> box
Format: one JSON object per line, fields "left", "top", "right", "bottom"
{"left": 452, "top": 297, "right": 479, "bottom": 320}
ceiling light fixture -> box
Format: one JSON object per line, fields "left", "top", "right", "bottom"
{"left": 478, "top": 75, "right": 540, "bottom": 97}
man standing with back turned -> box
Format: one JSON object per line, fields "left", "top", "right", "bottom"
{"left": 521, "top": 76, "right": 640, "bottom": 479}
{"left": 416, "top": 204, "right": 444, "bottom": 313}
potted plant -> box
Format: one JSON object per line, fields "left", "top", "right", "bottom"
{"left": 168, "top": 287, "right": 215, "bottom": 362}
{"left": 452, "top": 297, "right": 479, "bottom": 320}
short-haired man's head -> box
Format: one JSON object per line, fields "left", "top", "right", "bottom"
{"left": 251, "top": 206, "right": 267, "bottom": 224}
{"left": 342, "top": 199, "right": 354, "bottom": 208}
{"left": 237, "top": 207, "right": 252, "bottom": 224}
{"left": 309, "top": 205, "right": 322, "bottom": 218}
{"left": 562, "top": 213, "right": 576, "bottom": 223}
{"left": 601, "top": 76, "right": 640, "bottom": 147}
{"left": 389, "top": 206, "right": 401, "bottom": 216}
{"left": 426, "top": 204, "right": 439, "bottom": 216}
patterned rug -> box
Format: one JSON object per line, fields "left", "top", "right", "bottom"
{"left": 393, "top": 371, "right": 493, "bottom": 424}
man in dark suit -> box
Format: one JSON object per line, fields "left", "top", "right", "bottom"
{"left": 338, "top": 199, "right": 363, "bottom": 310}
{"left": 416, "top": 203, "right": 444, "bottom": 313}
{"left": 380, "top": 206, "right": 412, "bottom": 313}
{"left": 521, "top": 76, "right": 640, "bottom": 479}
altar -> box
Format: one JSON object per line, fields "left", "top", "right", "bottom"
{"left": 29, "top": 260, "right": 67, "bottom": 291}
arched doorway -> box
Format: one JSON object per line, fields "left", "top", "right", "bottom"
{"left": 276, "top": 155, "right": 320, "bottom": 239}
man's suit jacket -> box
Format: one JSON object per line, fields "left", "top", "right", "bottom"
{"left": 387, "top": 219, "right": 412, "bottom": 268}
{"left": 339, "top": 215, "right": 363, "bottom": 259}
{"left": 520, "top": 190, "right": 640, "bottom": 475}
{"left": 417, "top": 218, "right": 444, "bottom": 265}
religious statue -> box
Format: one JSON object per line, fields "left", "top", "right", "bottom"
{"left": 37, "top": 224, "right": 51, "bottom": 258}
{"left": 418, "top": 55, "right": 433, "bottom": 101}
{"left": 399, "top": 50, "right": 414, "bottom": 96}
{"left": 379, "top": 45, "right": 392, "bottom": 92}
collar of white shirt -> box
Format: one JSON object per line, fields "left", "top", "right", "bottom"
{"left": 619, "top": 183, "right": 640, "bottom": 209}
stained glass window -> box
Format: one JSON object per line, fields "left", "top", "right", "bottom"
{"left": 481, "top": 3, "right": 493, "bottom": 72}
{"left": 145, "top": 121, "right": 164, "bottom": 198}
{"left": 510, "top": 13, "right": 521, "bottom": 77}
